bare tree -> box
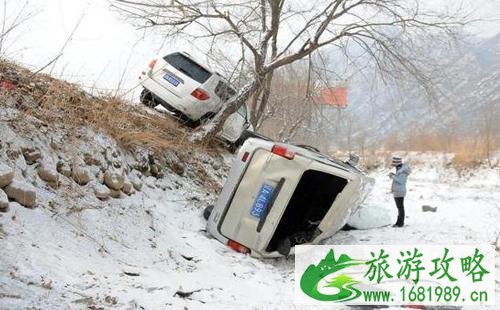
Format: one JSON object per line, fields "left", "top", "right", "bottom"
{"left": 113, "top": 0, "right": 468, "bottom": 141}
{"left": 478, "top": 82, "right": 500, "bottom": 167}
{"left": 258, "top": 60, "right": 346, "bottom": 148}
{"left": 259, "top": 62, "right": 315, "bottom": 142}
{"left": 0, "top": 0, "right": 36, "bottom": 57}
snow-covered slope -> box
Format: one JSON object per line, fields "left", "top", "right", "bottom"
{"left": 0, "top": 92, "right": 295, "bottom": 308}
{"left": 1, "top": 155, "right": 499, "bottom": 309}
{"left": 0, "top": 164, "right": 297, "bottom": 309}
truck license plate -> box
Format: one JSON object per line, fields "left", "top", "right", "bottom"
{"left": 250, "top": 183, "right": 275, "bottom": 219}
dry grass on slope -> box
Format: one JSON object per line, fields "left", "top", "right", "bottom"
{"left": 0, "top": 59, "right": 214, "bottom": 155}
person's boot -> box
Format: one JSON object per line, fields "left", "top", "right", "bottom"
{"left": 393, "top": 206, "right": 405, "bottom": 227}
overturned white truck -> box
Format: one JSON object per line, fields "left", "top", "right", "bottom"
{"left": 206, "top": 138, "right": 374, "bottom": 258}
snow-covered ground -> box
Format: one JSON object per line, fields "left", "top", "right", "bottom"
{"left": 1, "top": 156, "right": 499, "bottom": 309}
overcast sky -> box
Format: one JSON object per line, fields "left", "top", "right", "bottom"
{"left": 2, "top": 0, "right": 499, "bottom": 99}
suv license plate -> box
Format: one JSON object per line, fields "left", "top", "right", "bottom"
{"left": 163, "top": 74, "right": 180, "bottom": 86}
{"left": 250, "top": 183, "right": 275, "bottom": 219}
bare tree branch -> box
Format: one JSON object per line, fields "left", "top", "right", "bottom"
{"left": 112, "top": 0, "right": 471, "bottom": 141}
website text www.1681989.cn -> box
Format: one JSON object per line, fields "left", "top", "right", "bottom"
{"left": 363, "top": 285, "right": 489, "bottom": 303}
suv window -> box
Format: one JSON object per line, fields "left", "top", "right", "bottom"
{"left": 215, "top": 81, "right": 237, "bottom": 102}
{"left": 163, "top": 53, "right": 212, "bottom": 83}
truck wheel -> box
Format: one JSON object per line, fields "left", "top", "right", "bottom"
{"left": 140, "top": 89, "right": 156, "bottom": 108}
{"left": 203, "top": 205, "right": 214, "bottom": 220}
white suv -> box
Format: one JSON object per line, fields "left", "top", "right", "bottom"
{"left": 139, "top": 52, "right": 252, "bottom": 143}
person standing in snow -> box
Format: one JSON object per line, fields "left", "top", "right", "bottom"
{"left": 389, "top": 156, "right": 411, "bottom": 227}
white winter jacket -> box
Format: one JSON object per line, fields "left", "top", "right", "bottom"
{"left": 390, "top": 164, "right": 411, "bottom": 198}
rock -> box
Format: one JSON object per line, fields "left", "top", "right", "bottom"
{"left": 129, "top": 173, "right": 143, "bottom": 191}
{"left": 123, "top": 185, "right": 135, "bottom": 196}
{"left": 71, "top": 165, "right": 91, "bottom": 185}
{"left": 105, "top": 148, "right": 122, "bottom": 168}
{"left": 104, "top": 295, "right": 117, "bottom": 306}
{"left": 109, "top": 189, "right": 122, "bottom": 199}
{"left": 4, "top": 180, "right": 37, "bottom": 208}
{"left": 133, "top": 151, "right": 150, "bottom": 173}
{"left": 0, "top": 189, "right": 9, "bottom": 211}
{"left": 96, "top": 171, "right": 105, "bottom": 184}
{"left": 122, "top": 177, "right": 134, "bottom": 195}
{"left": 84, "top": 152, "right": 101, "bottom": 166}
{"left": 94, "top": 183, "right": 110, "bottom": 200}
{"left": 37, "top": 161, "right": 59, "bottom": 187}
{"left": 21, "top": 147, "right": 41, "bottom": 165}
{"left": 15, "top": 156, "right": 28, "bottom": 177}
{"left": 6, "top": 148, "right": 22, "bottom": 160}
{"left": 56, "top": 161, "right": 72, "bottom": 178}
{"left": 211, "top": 161, "right": 222, "bottom": 171}
{"left": 0, "top": 163, "right": 15, "bottom": 188}
{"left": 156, "top": 179, "right": 169, "bottom": 191}
{"left": 144, "top": 176, "right": 156, "bottom": 188}
{"left": 49, "top": 138, "right": 60, "bottom": 151}
{"left": 422, "top": 205, "right": 437, "bottom": 212}
{"left": 104, "top": 170, "right": 124, "bottom": 190}
{"left": 165, "top": 152, "right": 184, "bottom": 175}
{"left": 150, "top": 163, "right": 165, "bottom": 178}
{"left": 170, "top": 162, "right": 184, "bottom": 176}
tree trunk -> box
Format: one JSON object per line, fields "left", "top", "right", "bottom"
{"left": 255, "top": 71, "right": 274, "bottom": 129}
{"left": 191, "top": 79, "right": 259, "bottom": 141}
{"left": 249, "top": 86, "right": 263, "bottom": 126}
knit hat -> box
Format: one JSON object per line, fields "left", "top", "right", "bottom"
{"left": 391, "top": 156, "right": 403, "bottom": 166}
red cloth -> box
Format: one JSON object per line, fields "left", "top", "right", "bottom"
{"left": 316, "top": 86, "right": 347, "bottom": 108}
{"left": 0, "top": 80, "right": 16, "bottom": 90}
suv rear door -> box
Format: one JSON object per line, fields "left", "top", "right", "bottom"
{"left": 151, "top": 52, "right": 212, "bottom": 98}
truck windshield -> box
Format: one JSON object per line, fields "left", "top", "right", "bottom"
{"left": 164, "top": 53, "right": 212, "bottom": 83}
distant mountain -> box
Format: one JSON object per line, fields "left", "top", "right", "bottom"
{"left": 474, "top": 33, "right": 500, "bottom": 68}
{"left": 323, "top": 32, "right": 500, "bottom": 150}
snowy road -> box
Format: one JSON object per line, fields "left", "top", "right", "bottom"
{"left": 1, "top": 164, "right": 499, "bottom": 309}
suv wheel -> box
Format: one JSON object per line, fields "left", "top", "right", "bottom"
{"left": 140, "top": 89, "right": 157, "bottom": 108}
